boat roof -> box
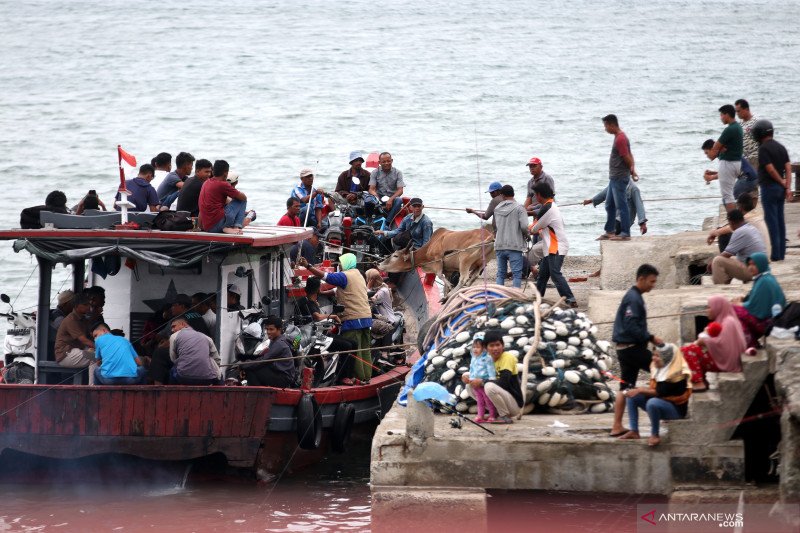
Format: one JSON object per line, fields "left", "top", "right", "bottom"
{"left": 0, "top": 225, "right": 311, "bottom": 247}
{"left": 0, "top": 225, "right": 312, "bottom": 267}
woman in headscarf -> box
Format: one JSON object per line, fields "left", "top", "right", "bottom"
{"left": 365, "top": 269, "right": 399, "bottom": 348}
{"left": 733, "top": 252, "right": 786, "bottom": 349}
{"left": 680, "top": 295, "right": 747, "bottom": 390}
{"left": 619, "top": 344, "right": 692, "bottom": 447}
{"left": 299, "top": 254, "right": 374, "bottom": 383}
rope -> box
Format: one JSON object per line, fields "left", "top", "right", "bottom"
{"left": 220, "top": 341, "right": 418, "bottom": 368}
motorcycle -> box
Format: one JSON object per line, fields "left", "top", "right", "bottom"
{"left": 324, "top": 191, "right": 392, "bottom": 267}
{"left": 1, "top": 293, "right": 37, "bottom": 384}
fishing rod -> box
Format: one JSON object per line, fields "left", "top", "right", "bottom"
{"left": 430, "top": 194, "right": 723, "bottom": 213}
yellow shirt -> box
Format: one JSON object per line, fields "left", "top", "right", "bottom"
{"left": 494, "top": 352, "right": 518, "bottom": 375}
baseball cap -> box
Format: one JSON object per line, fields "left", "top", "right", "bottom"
{"left": 349, "top": 150, "right": 364, "bottom": 164}
{"left": 486, "top": 181, "right": 502, "bottom": 193}
{"left": 57, "top": 290, "right": 75, "bottom": 305}
{"left": 409, "top": 197, "right": 423, "bottom": 206}
{"left": 226, "top": 172, "right": 239, "bottom": 186}
{"left": 527, "top": 157, "right": 542, "bottom": 166}
{"left": 300, "top": 168, "right": 314, "bottom": 178}
{"left": 227, "top": 283, "right": 242, "bottom": 296}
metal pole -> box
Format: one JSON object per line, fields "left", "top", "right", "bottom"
{"left": 35, "top": 258, "right": 52, "bottom": 371}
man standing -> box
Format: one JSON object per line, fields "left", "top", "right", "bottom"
{"left": 335, "top": 151, "right": 370, "bottom": 203}
{"left": 609, "top": 264, "right": 663, "bottom": 438}
{"left": 583, "top": 180, "right": 647, "bottom": 235}
{"left": 278, "top": 198, "right": 303, "bottom": 227}
{"left": 198, "top": 160, "right": 248, "bottom": 234}
{"left": 54, "top": 292, "right": 96, "bottom": 384}
{"left": 493, "top": 185, "right": 529, "bottom": 288}
{"left": 157, "top": 151, "right": 195, "bottom": 207}
{"left": 753, "top": 119, "right": 792, "bottom": 262}
{"left": 116, "top": 164, "right": 160, "bottom": 212}
{"left": 710, "top": 209, "right": 766, "bottom": 284}
{"left": 466, "top": 181, "right": 504, "bottom": 230}
{"left": 368, "top": 152, "right": 405, "bottom": 223}
{"left": 376, "top": 197, "right": 433, "bottom": 250}
{"left": 300, "top": 254, "right": 373, "bottom": 383}
{"left": 169, "top": 318, "right": 221, "bottom": 385}
{"left": 701, "top": 139, "right": 758, "bottom": 207}
{"left": 599, "top": 114, "right": 637, "bottom": 241}
{"left": 707, "top": 105, "right": 744, "bottom": 212}
{"left": 529, "top": 183, "right": 577, "bottom": 307}
{"left": 735, "top": 99, "right": 759, "bottom": 167}
{"left": 292, "top": 168, "right": 326, "bottom": 229}
{"left": 177, "top": 159, "right": 212, "bottom": 216}
{"left": 523, "top": 157, "right": 556, "bottom": 216}
{"left": 92, "top": 323, "right": 146, "bottom": 385}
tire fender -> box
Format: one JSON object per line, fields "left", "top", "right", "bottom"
{"left": 331, "top": 403, "right": 356, "bottom": 453}
{"left": 296, "top": 393, "right": 322, "bottom": 450}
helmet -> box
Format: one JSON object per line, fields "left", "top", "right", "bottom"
{"left": 751, "top": 119, "right": 774, "bottom": 142}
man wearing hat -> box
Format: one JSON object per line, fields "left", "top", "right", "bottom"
{"left": 375, "top": 197, "right": 433, "bottom": 250}
{"left": 291, "top": 168, "right": 327, "bottom": 229}
{"left": 227, "top": 284, "right": 245, "bottom": 311}
{"left": 170, "top": 293, "right": 212, "bottom": 337}
{"left": 466, "top": 181, "right": 504, "bottom": 231}
{"left": 524, "top": 157, "right": 555, "bottom": 217}
{"left": 48, "top": 290, "right": 75, "bottom": 357}
{"left": 335, "top": 151, "right": 370, "bottom": 203}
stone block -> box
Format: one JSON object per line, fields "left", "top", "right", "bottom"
{"left": 371, "top": 486, "right": 487, "bottom": 533}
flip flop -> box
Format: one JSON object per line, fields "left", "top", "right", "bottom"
{"left": 608, "top": 430, "right": 629, "bottom": 438}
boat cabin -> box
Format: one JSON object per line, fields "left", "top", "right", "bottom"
{"left": 0, "top": 225, "right": 312, "bottom": 384}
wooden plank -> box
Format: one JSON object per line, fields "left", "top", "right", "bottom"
{"left": 110, "top": 389, "right": 126, "bottom": 435}
{"left": 72, "top": 391, "right": 86, "bottom": 435}
{"left": 131, "top": 389, "right": 145, "bottom": 436}
{"left": 186, "top": 391, "right": 203, "bottom": 436}
{"left": 223, "top": 390, "right": 245, "bottom": 437}
{"left": 97, "top": 389, "right": 112, "bottom": 435}
{"left": 240, "top": 391, "right": 260, "bottom": 437}
{"left": 198, "top": 390, "right": 213, "bottom": 437}
{"left": 145, "top": 388, "right": 159, "bottom": 436}
{"left": 176, "top": 390, "right": 191, "bottom": 437}
{"left": 168, "top": 388, "right": 181, "bottom": 437}
{"left": 155, "top": 387, "right": 169, "bottom": 436}
{"left": 84, "top": 389, "right": 99, "bottom": 436}
{"left": 248, "top": 391, "right": 272, "bottom": 438}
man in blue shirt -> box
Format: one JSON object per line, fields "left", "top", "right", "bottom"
{"left": 375, "top": 197, "right": 433, "bottom": 250}
{"left": 291, "top": 168, "right": 327, "bottom": 230}
{"left": 92, "top": 323, "right": 146, "bottom": 385}
{"left": 115, "top": 164, "right": 159, "bottom": 212}
{"left": 157, "top": 151, "right": 195, "bottom": 207}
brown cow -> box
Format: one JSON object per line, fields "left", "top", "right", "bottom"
{"left": 378, "top": 227, "right": 494, "bottom": 297}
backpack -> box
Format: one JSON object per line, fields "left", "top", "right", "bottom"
{"left": 773, "top": 302, "right": 800, "bottom": 330}
{"left": 152, "top": 211, "right": 193, "bottom": 232}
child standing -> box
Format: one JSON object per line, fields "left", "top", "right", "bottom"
{"left": 467, "top": 334, "right": 497, "bottom": 423}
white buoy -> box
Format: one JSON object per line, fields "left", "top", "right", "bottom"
{"left": 431, "top": 356, "right": 446, "bottom": 366}
{"left": 552, "top": 359, "right": 566, "bottom": 369}
{"left": 455, "top": 331, "right": 471, "bottom": 343}
{"left": 556, "top": 341, "right": 567, "bottom": 351}
{"left": 446, "top": 360, "right": 458, "bottom": 370}
{"left": 564, "top": 370, "right": 581, "bottom": 384}
{"left": 440, "top": 369, "right": 456, "bottom": 382}
{"left": 453, "top": 346, "right": 466, "bottom": 357}
{"left": 487, "top": 318, "right": 499, "bottom": 327}
{"left": 509, "top": 327, "right": 525, "bottom": 336}
{"left": 443, "top": 348, "right": 454, "bottom": 358}
{"left": 542, "top": 366, "right": 557, "bottom": 376}
{"left": 568, "top": 336, "right": 581, "bottom": 346}
{"left": 590, "top": 403, "right": 607, "bottom": 413}
{"left": 536, "top": 378, "right": 555, "bottom": 392}
{"left": 501, "top": 318, "right": 516, "bottom": 330}
{"left": 543, "top": 330, "right": 556, "bottom": 341}
{"left": 516, "top": 315, "right": 529, "bottom": 325}
{"left": 538, "top": 392, "right": 551, "bottom": 405}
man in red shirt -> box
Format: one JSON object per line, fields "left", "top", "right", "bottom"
{"left": 198, "top": 160, "right": 248, "bottom": 234}
{"left": 277, "top": 197, "right": 302, "bottom": 226}
{"left": 600, "top": 114, "right": 637, "bottom": 242}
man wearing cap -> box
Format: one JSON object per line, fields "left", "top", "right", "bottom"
{"left": 291, "top": 168, "right": 327, "bottom": 229}
{"left": 466, "top": 181, "right": 504, "bottom": 231}
{"left": 368, "top": 152, "right": 405, "bottom": 223}
{"left": 336, "top": 151, "right": 370, "bottom": 203}
{"left": 376, "top": 198, "right": 433, "bottom": 250}
{"left": 523, "top": 158, "right": 556, "bottom": 216}
{"left": 493, "top": 185, "right": 529, "bottom": 288}
{"left": 289, "top": 228, "right": 323, "bottom": 266}
{"left": 177, "top": 159, "right": 213, "bottom": 217}
{"left": 227, "top": 284, "right": 245, "bottom": 311}
{"left": 48, "top": 290, "right": 75, "bottom": 357}
{"left": 170, "top": 293, "right": 212, "bottom": 337}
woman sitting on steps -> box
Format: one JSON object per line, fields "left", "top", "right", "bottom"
{"left": 681, "top": 295, "right": 746, "bottom": 391}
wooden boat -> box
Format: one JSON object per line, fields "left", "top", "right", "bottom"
{"left": 0, "top": 220, "right": 440, "bottom": 476}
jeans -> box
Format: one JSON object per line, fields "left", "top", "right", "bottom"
{"left": 208, "top": 198, "right": 247, "bottom": 232}
{"left": 536, "top": 254, "right": 575, "bottom": 302}
{"left": 627, "top": 394, "right": 682, "bottom": 436}
{"left": 605, "top": 176, "right": 631, "bottom": 237}
{"left": 495, "top": 249, "right": 524, "bottom": 288}
{"left": 760, "top": 181, "right": 786, "bottom": 261}
{"left": 94, "top": 366, "right": 146, "bottom": 385}
{"left": 298, "top": 204, "right": 318, "bottom": 227}
{"left": 160, "top": 190, "right": 180, "bottom": 208}
{"left": 385, "top": 197, "right": 403, "bottom": 225}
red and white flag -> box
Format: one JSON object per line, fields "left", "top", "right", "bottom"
{"left": 118, "top": 145, "right": 137, "bottom": 167}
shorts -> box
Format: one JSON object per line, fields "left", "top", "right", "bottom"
{"left": 718, "top": 160, "right": 742, "bottom": 204}
{"left": 617, "top": 343, "right": 651, "bottom": 390}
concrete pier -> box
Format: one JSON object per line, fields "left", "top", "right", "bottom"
{"left": 372, "top": 202, "right": 800, "bottom": 529}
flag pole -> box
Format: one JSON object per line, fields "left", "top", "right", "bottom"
{"left": 116, "top": 145, "right": 133, "bottom": 225}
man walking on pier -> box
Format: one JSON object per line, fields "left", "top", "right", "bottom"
{"left": 599, "top": 114, "right": 637, "bottom": 242}
{"left": 609, "top": 264, "right": 663, "bottom": 438}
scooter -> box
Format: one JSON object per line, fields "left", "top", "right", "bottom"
{"left": 227, "top": 308, "right": 271, "bottom": 385}
{"left": 1, "top": 293, "right": 37, "bottom": 384}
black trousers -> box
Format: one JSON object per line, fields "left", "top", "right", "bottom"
{"left": 245, "top": 364, "right": 294, "bottom": 388}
